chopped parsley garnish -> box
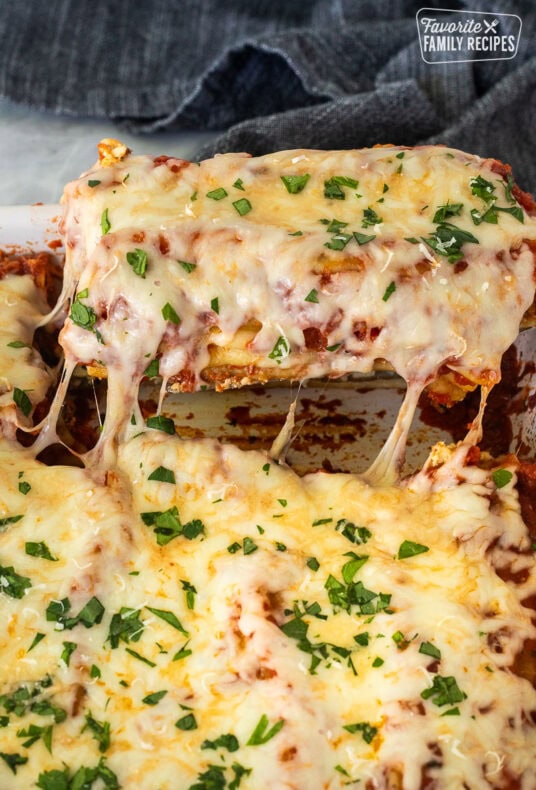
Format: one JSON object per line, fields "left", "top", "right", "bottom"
{"left": 175, "top": 712, "right": 197, "bottom": 731}
{"left": 146, "top": 415, "right": 176, "bottom": 434}
{"left": 421, "top": 222, "right": 478, "bottom": 264}
{"left": 304, "top": 288, "right": 319, "bottom": 303}
{"left": 343, "top": 721, "right": 378, "bottom": 743}
{"left": 181, "top": 580, "right": 197, "bottom": 610}
{"left": 61, "top": 641, "right": 77, "bottom": 666}
{"left": 233, "top": 178, "right": 245, "bottom": 191}
{"left": 141, "top": 506, "right": 205, "bottom": 545}
{"left": 492, "top": 468, "right": 513, "bottom": 488}
{"left": 372, "top": 656, "right": 384, "bottom": 667}
{"left": 471, "top": 204, "right": 523, "bottom": 225}
{"left": 243, "top": 537, "right": 258, "bottom": 555}
{"left": 28, "top": 633, "right": 45, "bottom": 652}
{"left": 36, "top": 759, "right": 118, "bottom": 790}
{"left": 324, "top": 232, "right": 352, "bottom": 251}
{"left": 362, "top": 207, "right": 383, "bottom": 227}
{"left": 100, "top": 208, "right": 111, "bottom": 235}
{"left": 125, "top": 648, "right": 156, "bottom": 667}
{"left": 268, "top": 335, "right": 290, "bottom": 364}
{"left": 262, "top": 463, "right": 270, "bottom": 475}
{"left": 312, "top": 517, "right": 332, "bottom": 526}
{"left": 189, "top": 763, "right": 251, "bottom": 790}
{"left": 433, "top": 202, "right": 463, "bottom": 223}
{"left": 206, "top": 188, "right": 228, "bottom": 200}
{"left": 143, "top": 358, "right": 159, "bottom": 378}
{"left": 322, "top": 218, "right": 348, "bottom": 233}
{"left": 107, "top": 607, "right": 144, "bottom": 648}
{"left": 161, "top": 302, "right": 181, "bottom": 324}
{"left": 470, "top": 175, "right": 496, "bottom": 203}
{"left": 70, "top": 293, "right": 97, "bottom": 331}
{"left": 201, "top": 733, "right": 239, "bottom": 752}
{"left": 353, "top": 232, "right": 376, "bottom": 245}
{"left": 275, "top": 542, "right": 287, "bottom": 552}
{"left": 82, "top": 712, "right": 110, "bottom": 752}
{"left": 247, "top": 714, "right": 285, "bottom": 745}
{"left": 211, "top": 296, "right": 220, "bottom": 314}
{"left": 18, "top": 481, "right": 31, "bottom": 495}
{"left": 382, "top": 183, "right": 389, "bottom": 193}
{"left": 46, "top": 596, "right": 104, "bottom": 630}
{"left": 421, "top": 675, "right": 466, "bottom": 707}
{"left": 13, "top": 387, "right": 32, "bottom": 417}
{"left": 227, "top": 542, "right": 241, "bottom": 554}
{"left": 25, "top": 541, "right": 58, "bottom": 561}
{"left": 0, "top": 564, "right": 31, "bottom": 599}
{"left": 142, "top": 690, "right": 167, "bottom": 706}
{"left": 397, "top": 540, "right": 429, "bottom": 559}
{"left": 126, "top": 248, "right": 147, "bottom": 278}
{"left": 440, "top": 707, "right": 461, "bottom": 716}
{"left": 404, "top": 236, "right": 419, "bottom": 243}
{"left": 419, "top": 641, "right": 441, "bottom": 660}
{"left": 341, "top": 551, "right": 368, "bottom": 583}
{"left": 324, "top": 574, "right": 390, "bottom": 615}
{"left": 306, "top": 557, "right": 320, "bottom": 571}
{"left": 147, "top": 606, "right": 188, "bottom": 635}
{"left": 147, "top": 465, "right": 176, "bottom": 484}
{"left": 281, "top": 174, "right": 310, "bottom": 194}
{"left": 0, "top": 514, "right": 23, "bottom": 528}
{"left": 396, "top": 151, "right": 405, "bottom": 159}
{"left": 288, "top": 230, "right": 303, "bottom": 236}
{"left": 16, "top": 722, "right": 53, "bottom": 751}
{"left": 335, "top": 519, "right": 371, "bottom": 545}
{"left": 88, "top": 180, "right": 101, "bottom": 187}
{"left": 7, "top": 340, "right": 29, "bottom": 348}
{"left": 354, "top": 632, "right": 369, "bottom": 647}
{"left": 0, "top": 752, "right": 28, "bottom": 774}
{"left": 172, "top": 641, "right": 192, "bottom": 662}
{"left": 90, "top": 664, "right": 101, "bottom": 678}
{"left": 179, "top": 259, "right": 197, "bottom": 273}
{"left": 232, "top": 198, "right": 252, "bottom": 216}
{"left": 505, "top": 174, "right": 515, "bottom": 203}
{"left": 382, "top": 281, "right": 396, "bottom": 302}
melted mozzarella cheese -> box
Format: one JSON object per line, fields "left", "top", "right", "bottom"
{"left": 55, "top": 145, "right": 536, "bottom": 473}
{"left": 0, "top": 435, "right": 534, "bottom": 789}
{"left": 0, "top": 274, "right": 53, "bottom": 425}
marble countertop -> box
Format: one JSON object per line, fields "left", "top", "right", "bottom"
{"left": 0, "top": 97, "right": 216, "bottom": 206}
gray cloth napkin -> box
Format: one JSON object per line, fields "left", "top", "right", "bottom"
{"left": 0, "top": 0, "right": 535, "bottom": 189}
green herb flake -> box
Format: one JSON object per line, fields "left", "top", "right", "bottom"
{"left": 326, "top": 343, "right": 341, "bottom": 352}
{"left": 324, "top": 232, "right": 352, "bottom": 251}
{"left": 90, "top": 664, "right": 101, "bottom": 679}
{"left": 470, "top": 175, "right": 496, "bottom": 203}
{"left": 275, "top": 542, "right": 287, "bottom": 552}
{"left": 18, "top": 481, "right": 31, "bottom": 495}
{"left": 233, "top": 198, "right": 252, "bottom": 216}
{"left": 247, "top": 714, "right": 285, "bottom": 745}
{"left": 353, "top": 232, "right": 376, "bottom": 245}
{"left": 175, "top": 713, "right": 197, "bottom": 731}
{"left": 440, "top": 707, "right": 461, "bottom": 716}
{"left": 143, "top": 358, "right": 159, "bottom": 378}
{"left": 404, "top": 237, "right": 419, "bottom": 243}
{"left": 372, "top": 657, "right": 384, "bottom": 668}
{"left": 206, "top": 187, "right": 228, "bottom": 200}
{"left": 61, "top": 641, "right": 77, "bottom": 666}
{"left": 0, "top": 564, "right": 31, "bottom": 599}
{"left": 0, "top": 752, "right": 28, "bottom": 775}
{"left": 382, "top": 281, "right": 396, "bottom": 302}
{"left": 243, "top": 537, "right": 258, "bottom": 556}
{"left": 304, "top": 288, "right": 319, "bottom": 303}
{"left": 354, "top": 632, "right": 369, "bottom": 647}
{"left": 201, "top": 733, "right": 239, "bottom": 752}
{"left": 147, "top": 606, "right": 188, "bottom": 635}
{"left": 362, "top": 207, "right": 383, "bottom": 227}
{"left": 382, "top": 183, "right": 389, "bottom": 193}
{"left": 126, "top": 248, "right": 148, "bottom": 278}
{"left": 172, "top": 642, "right": 192, "bottom": 662}
{"left": 25, "top": 542, "right": 58, "bottom": 562}
{"left": 343, "top": 721, "right": 378, "bottom": 744}
{"left": 100, "top": 208, "right": 111, "bottom": 235}
{"left": 107, "top": 607, "right": 144, "bottom": 648}
{"left": 88, "top": 180, "right": 101, "bottom": 187}
{"left": 396, "top": 151, "right": 405, "bottom": 159}
{"left": 147, "top": 465, "right": 176, "bottom": 484}
{"left": 161, "top": 302, "right": 181, "bottom": 325}
{"left": 268, "top": 336, "right": 290, "bottom": 364}
{"left": 419, "top": 641, "right": 441, "bottom": 660}
{"left": 233, "top": 179, "right": 245, "bottom": 191}
{"left": 69, "top": 296, "right": 97, "bottom": 332}
{"left": 125, "top": 648, "right": 156, "bottom": 668}
{"left": 262, "top": 463, "right": 270, "bottom": 475}
{"left": 13, "top": 387, "right": 32, "bottom": 417}
{"left": 227, "top": 541, "right": 241, "bottom": 554}
{"left": 433, "top": 202, "right": 463, "bottom": 223}
{"left": 281, "top": 174, "right": 310, "bottom": 194}
{"left": 397, "top": 540, "right": 429, "bottom": 559}
{"left": 306, "top": 557, "right": 320, "bottom": 572}
{"left": 211, "top": 297, "right": 220, "bottom": 314}
{"left": 492, "top": 468, "right": 513, "bottom": 488}
{"left": 421, "top": 675, "right": 466, "bottom": 707}
{"left": 28, "top": 633, "right": 45, "bottom": 652}
{"left": 146, "top": 415, "right": 176, "bottom": 434}
{"left": 181, "top": 580, "right": 197, "bottom": 610}
{"left": 82, "top": 712, "right": 110, "bottom": 752}
{"left": 7, "top": 340, "right": 29, "bottom": 349}
{"left": 179, "top": 259, "right": 197, "bottom": 273}
{"left": 142, "top": 690, "right": 168, "bottom": 706}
